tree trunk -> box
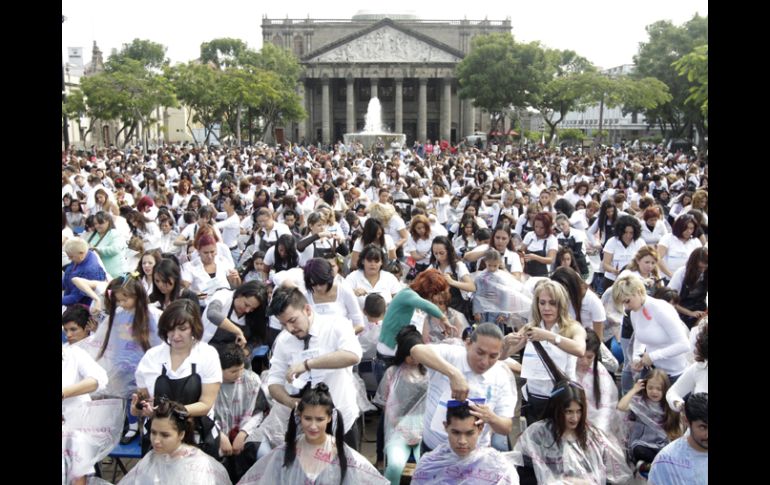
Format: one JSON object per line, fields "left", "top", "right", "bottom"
{"left": 235, "top": 103, "right": 242, "bottom": 147}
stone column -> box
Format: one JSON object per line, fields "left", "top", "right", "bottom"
{"left": 441, "top": 78, "right": 451, "bottom": 142}
{"left": 321, "top": 77, "right": 330, "bottom": 145}
{"left": 297, "top": 80, "right": 306, "bottom": 142}
{"left": 394, "top": 77, "right": 403, "bottom": 134}
{"left": 346, "top": 76, "right": 355, "bottom": 135}
{"left": 371, "top": 78, "right": 378, "bottom": 99}
{"left": 417, "top": 78, "right": 427, "bottom": 142}
{"left": 463, "top": 98, "right": 476, "bottom": 137}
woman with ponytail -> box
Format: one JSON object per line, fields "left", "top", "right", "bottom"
{"left": 75, "top": 273, "right": 161, "bottom": 445}
{"left": 237, "top": 383, "right": 388, "bottom": 485}
{"left": 575, "top": 329, "right": 619, "bottom": 434}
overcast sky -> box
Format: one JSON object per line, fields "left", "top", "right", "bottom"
{"left": 62, "top": 0, "right": 707, "bottom": 71}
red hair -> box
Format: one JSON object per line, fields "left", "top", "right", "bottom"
{"left": 410, "top": 268, "right": 449, "bottom": 299}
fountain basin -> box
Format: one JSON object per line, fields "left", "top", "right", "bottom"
{"left": 343, "top": 132, "right": 406, "bottom": 155}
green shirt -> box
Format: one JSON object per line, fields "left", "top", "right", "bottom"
{"left": 379, "top": 288, "right": 444, "bottom": 349}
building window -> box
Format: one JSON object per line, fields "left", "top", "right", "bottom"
{"left": 403, "top": 83, "right": 415, "bottom": 102}
{"left": 293, "top": 36, "right": 304, "bottom": 57}
{"left": 272, "top": 35, "right": 282, "bottom": 48}
{"left": 427, "top": 81, "right": 438, "bottom": 102}
{"left": 358, "top": 83, "right": 371, "bottom": 101}
{"left": 336, "top": 83, "right": 346, "bottom": 102}
{"left": 379, "top": 85, "right": 394, "bottom": 102}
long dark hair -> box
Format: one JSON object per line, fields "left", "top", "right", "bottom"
{"left": 429, "top": 235, "right": 460, "bottom": 272}
{"left": 584, "top": 329, "right": 602, "bottom": 408}
{"left": 597, "top": 200, "right": 617, "bottom": 239}
{"left": 149, "top": 258, "right": 184, "bottom": 309}
{"left": 99, "top": 274, "right": 151, "bottom": 359}
{"left": 231, "top": 281, "right": 268, "bottom": 346}
{"left": 550, "top": 267, "right": 588, "bottom": 320}
{"left": 273, "top": 234, "right": 299, "bottom": 272}
{"left": 394, "top": 325, "right": 426, "bottom": 374}
{"left": 284, "top": 383, "right": 347, "bottom": 484}
{"left": 682, "top": 247, "right": 708, "bottom": 291}
{"left": 361, "top": 218, "right": 386, "bottom": 247}
{"left": 543, "top": 380, "right": 589, "bottom": 449}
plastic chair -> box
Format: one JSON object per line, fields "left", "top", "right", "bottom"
{"left": 107, "top": 436, "right": 142, "bottom": 482}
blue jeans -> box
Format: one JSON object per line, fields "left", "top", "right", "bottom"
{"left": 620, "top": 337, "right": 635, "bottom": 395}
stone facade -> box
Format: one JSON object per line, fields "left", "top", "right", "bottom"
{"left": 261, "top": 15, "right": 511, "bottom": 145}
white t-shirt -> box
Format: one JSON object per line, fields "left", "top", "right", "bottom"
{"left": 422, "top": 344, "right": 516, "bottom": 449}
{"left": 344, "top": 270, "right": 402, "bottom": 310}
{"left": 384, "top": 215, "right": 407, "bottom": 245}
{"left": 405, "top": 236, "right": 433, "bottom": 265}
{"left": 567, "top": 290, "right": 607, "bottom": 329}
{"left": 640, "top": 219, "right": 669, "bottom": 246}
{"left": 602, "top": 237, "right": 646, "bottom": 281}
{"left": 630, "top": 297, "right": 690, "bottom": 376}
{"left": 62, "top": 345, "right": 109, "bottom": 416}
{"left": 352, "top": 234, "right": 396, "bottom": 253}
{"left": 658, "top": 234, "right": 703, "bottom": 276}
{"left": 215, "top": 213, "right": 241, "bottom": 248}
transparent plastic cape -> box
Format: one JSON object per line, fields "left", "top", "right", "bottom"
{"left": 601, "top": 288, "right": 624, "bottom": 342}
{"left": 76, "top": 307, "right": 161, "bottom": 399}
{"left": 119, "top": 444, "right": 231, "bottom": 485}
{"left": 252, "top": 400, "right": 291, "bottom": 447}
{"left": 373, "top": 365, "right": 428, "bottom": 447}
{"left": 625, "top": 395, "right": 670, "bottom": 451}
{"left": 214, "top": 370, "right": 264, "bottom": 440}
{"left": 472, "top": 271, "right": 533, "bottom": 317}
{"left": 576, "top": 365, "right": 621, "bottom": 436}
{"left": 62, "top": 399, "right": 124, "bottom": 484}
{"left": 236, "top": 438, "right": 389, "bottom": 485}
{"left": 412, "top": 442, "right": 519, "bottom": 485}
{"left": 354, "top": 372, "right": 377, "bottom": 413}
{"left": 510, "top": 420, "right": 633, "bottom": 485}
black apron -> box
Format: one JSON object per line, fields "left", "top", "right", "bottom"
{"left": 525, "top": 238, "right": 550, "bottom": 277}
{"left": 558, "top": 233, "right": 590, "bottom": 277}
{"left": 679, "top": 277, "right": 707, "bottom": 329}
{"left": 141, "top": 363, "right": 220, "bottom": 458}
{"left": 257, "top": 228, "right": 277, "bottom": 252}
{"left": 520, "top": 221, "right": 533, "bottom": 240}
{"left": 434, "top": 263, "right": 473, "bottom": 321}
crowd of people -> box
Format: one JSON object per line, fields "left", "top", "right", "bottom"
{"left": 62, "top": 137, "right": 708, "bottom": 484}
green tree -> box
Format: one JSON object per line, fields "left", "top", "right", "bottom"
{"left": 63, "top": 90, "right": 91, "bottom": 142}
{"left": 633, "top": 15, "right": 708, "bottom": 143}
{"left": 672, "top": 44, "right": 708, "bottom": 119}
{"left": 81, "top": 53, "right": 176, "bottom": 148}
{"left": 108, "top": 38, "right": 168, "bottom": 71}
{"left": 244, "top": 43, "right": 305, "bottom": 143}
{"left": 558, "top": 128, "right": 586, "bottom": 142}
{"left": 168, "top": 62, "right": 225, "bottom": 145}
{"left": 200, "top": 38, "right": 249, "bottom": 69}
{"left": 457, "top": 33, "right": 549, "bottom": 132}
{"left": 533, "top": 49, "right": 597, "bottom": 143}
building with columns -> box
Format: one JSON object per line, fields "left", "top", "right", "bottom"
{"left": 261, "top": 13, "right": 511, "bottom": 145}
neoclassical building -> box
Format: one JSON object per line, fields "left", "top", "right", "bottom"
{"left": 261, "top": 13, "right": 511, "bottom": 145}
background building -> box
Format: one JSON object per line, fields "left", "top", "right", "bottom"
{"left": 262, "top": 12, "right": 511, "bottom": 145}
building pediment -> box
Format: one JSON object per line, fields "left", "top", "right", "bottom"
{"left": 304, "top": 19, "right": 464, "bottom": 64}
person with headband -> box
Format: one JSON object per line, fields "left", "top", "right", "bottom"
{"left": 237, "top": 383, "right": 388, "bottom": 484}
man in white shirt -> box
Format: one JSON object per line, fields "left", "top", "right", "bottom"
{"left": 410, "top": 323, "right": 516, "bottom": 453}
{"left": 266, "top": 287, "right": 364, "bottom": 450}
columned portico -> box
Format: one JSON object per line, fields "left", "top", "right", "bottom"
{"left": 394, "top": 77, "right": 403, "bottom": 134}
{"left": 417, "top": 77, "right": 427, "bottom": 142}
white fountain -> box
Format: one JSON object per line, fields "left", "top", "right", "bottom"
{"left": 343, "top": 97, "right": 406, "bottom": 155}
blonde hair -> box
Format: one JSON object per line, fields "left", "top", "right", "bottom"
{"left": 368, "top": 203, "right": 396, "bottom": 226}
{"left": 611, "top": 273, "right": 647, "bottom": 306}
{"left": 692, "top": 190, "right": 708, "bottom": 211}
{"left": 64, "top": 237, "right": 88, "bottom": 255}
{"left": 531, "top": 280, "right": 581, "bottom": 338}
{"left": 626, "top": 245, "right": 661, "bottom": 279}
